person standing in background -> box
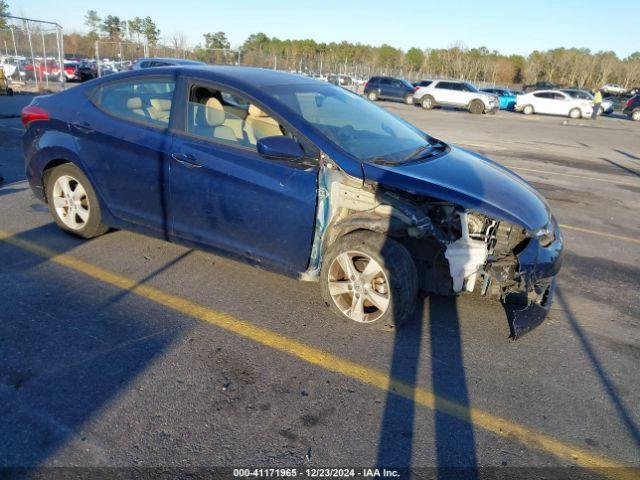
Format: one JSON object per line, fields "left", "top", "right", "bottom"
{"left": 591, "top": 89, "right": 603, "bottom": 119}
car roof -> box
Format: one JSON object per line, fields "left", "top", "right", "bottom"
{"left": 121, "top": 65, "right": 321, "bottom": 88}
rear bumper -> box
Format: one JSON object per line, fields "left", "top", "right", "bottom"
{"left": 508, "top": 220, "right": 564, "bottom": 338}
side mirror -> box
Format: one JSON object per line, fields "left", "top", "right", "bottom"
{"left": 257, "top": 136, "right": 304, "bottom": 161}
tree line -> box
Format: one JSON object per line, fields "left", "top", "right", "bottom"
{"left": 3, "top": 3, "right": 638, "bottom": 89}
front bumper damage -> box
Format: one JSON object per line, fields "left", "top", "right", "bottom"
{"left": 506, "top": 221, "right": 564, "bottom": 339}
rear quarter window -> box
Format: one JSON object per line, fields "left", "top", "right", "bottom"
{"left": 91, "top": 78, "right": 176, "bottom": 127}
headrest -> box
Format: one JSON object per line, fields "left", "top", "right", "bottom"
{"left": 205, "top": 97, "right": 225, "bottom": 126}
{"left": 126, "top": 97, "right": 142, "bottom": 109}
{"left": 248, "top": 104, "right": 268, "bottom": 117}
{"left": 150, "top": 98, "right": 171, "bottom": 111}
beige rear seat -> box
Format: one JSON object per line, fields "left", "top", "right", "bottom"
{"left": 126, "top": 97, "right": 146, "bottom": 118}
{"left": 148, "top": 98, "right": 172, "bottom": 123}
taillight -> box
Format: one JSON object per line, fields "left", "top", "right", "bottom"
{"left": 21, "top": 105, "right": 49, "bottom": 127}
{"left": 364, "top": 82, "right": 368, "bottom": 89}
{"left": 414, "top": 86, "right": 419, "bottom": 92}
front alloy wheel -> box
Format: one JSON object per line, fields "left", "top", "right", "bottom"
{"left": 632, "top": 109, "right": 640, "bottom": 121}
{"left": 327, "top": 251, "right": 390, "bottom": 323}
{"left": 320, "top": 231, "right": 418, "bottom": 329}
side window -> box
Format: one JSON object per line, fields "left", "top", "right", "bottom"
{"left": 93, "top": 78, "right": 175, "bottom": 127}
{"left": 553, "top": 92, "right": 567, "bottom": 100}
{"left": 139, "top": 61, "right": 150, "bottom": 68}
{"left": 380, "top": 78, "right": 391, "bottom": 85}
{"left": 435, "top": 82, "right": 448, "bottom": 89}
{"left": 533, "top": 92, "right": 550, "bottom": 98}
{"left": 186, "top": 84, "right": 283, "bottom": 148}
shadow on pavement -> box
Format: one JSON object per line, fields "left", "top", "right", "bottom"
{"left": 376, "top": 295, "right": 478, "bottom": 479}
{"left": 0, "top": 224, "right": 189, "bottom": 467}
{"left": 556, "top": 288, "right": 640, "bottom": 449}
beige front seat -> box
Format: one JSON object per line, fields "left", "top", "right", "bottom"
{"left": 147, "top": 98, "right": 172, "bottom": 123}
{"left": 202, "top": 97, "right": 236, "bottom": 142}
{"left": 244, "top": 104, "right": 282, "bottom": 144}
{"left": 126, "top": 97, "right": 146, "bottom": 118}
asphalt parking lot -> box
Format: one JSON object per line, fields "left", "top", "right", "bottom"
{"left": 1, "top": 94, "right": 639, "bottom": 477}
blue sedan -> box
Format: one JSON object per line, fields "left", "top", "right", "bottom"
{"left": 22, "top": 66, "right": 562, "bottom": 337}
{"left": 481, "top": 87, "right": 517, "bottom": 110}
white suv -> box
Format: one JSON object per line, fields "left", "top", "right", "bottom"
{"left": 413, "top": 80, "right": 499, "bottom": 114}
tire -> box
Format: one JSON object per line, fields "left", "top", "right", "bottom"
{"left": 320, "top": 231, "right": 418, "bottom": 330}
{"left": 403, "top": 93, "right": 413, "bottom": 105}
{"left": 522, "top": 104, "right": 534, "bottom": 115}
{"left": 568, "top": 108, "right": 581, "bottom": 119}
{"left": 420, "top": 95, "right": 435, "bottom": 110}
{"left": 45, "top": 163, "right": 109, "bottom": 239}
{"left": 367, "top": 90, "right": 378, "bottom": 101}
{"left": 631, "top": 109, "right": 640, "bottom": 121}
{"left": 469, "top": 99, "right": 485, "bottom": 114}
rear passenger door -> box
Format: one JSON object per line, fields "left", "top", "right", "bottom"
{"left": 167, "top": 78, "right": 319, "bottom": 274}
{"left": 77, "top": 75, "right": 176, "bottom": 233}
{"left": 433, "top": 81, "right": 454, "bottom": 104}
{"left": 378, "top": 78, "right": 392, "bottom": 99}
{"left": 532, "top": 92, "right": 555, "bottom": 114}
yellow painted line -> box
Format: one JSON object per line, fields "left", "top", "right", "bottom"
{"left": 560, "top": 224, "right": 640, "bottom": 245}
{"left": 0, "top": 229, "right": 636, "bottom": 479}
{"left": 504, "top": 165, "right": 640, "bottom": 187}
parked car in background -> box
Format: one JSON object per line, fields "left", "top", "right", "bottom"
{"left": 523, "top": 81, "right": 558, "bottom": 92}
{"left": 64, "top": 61, "right": 97, "bottom": 82}
{"left": 481, "top": 87, "right": 517, "bottom": 110}
{"left": 414, "top": 80, "right": 499, "bottom": 114}
{"left": 364, "top": 76, "right": 416, "bottom": 104}
{"left": 601, "top": 84, "right": 626, "bottom": 95}
{"left": 623, "top": 95, "right": 640, "bottom": 121}
{"left": 130, "top": 57, "right": 205, "bottom": 70}
{"left": 21, "top": 65, "right": 563, "bottom": 337}
{"left": 561, "top": 89, "right": 614, "bottom": 115}
{"left": 516, "top": 90, "right": 592, "bottom": 118}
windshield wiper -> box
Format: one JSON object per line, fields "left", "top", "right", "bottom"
{"left": 403, "top": 141, "right": 447, "bottom": 162}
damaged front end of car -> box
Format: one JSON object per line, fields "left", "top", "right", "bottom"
{"left": 303, "top": 145, "right": 564, "bottom": 339}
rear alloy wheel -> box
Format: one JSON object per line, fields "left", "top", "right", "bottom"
{"left": 421, "top": 95, "right": 435, "bottom": 110}
{"left": 367, "top": 90, "right": 378, "bottom": 101}
{"left": 632, "top": 109, "right": 640, "bottom": 121}
{"left": 46, "top": 163, "right": 108, "bottom": 239}
{"left": 569, "top": 108, "right": 581, "bottom": 119}
{"left": 404, "top": 93, "right": 414, "bottom": 105}
{"left": 469, "top": 100, "right": 485, "bottom": 114}
{"left": 320, "top": 231, "right": 418, "bottom": 330}
{"left": 523, "top": 105, "right": 534, "bottom": 115}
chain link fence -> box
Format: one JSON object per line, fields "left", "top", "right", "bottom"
{"left": 0, "top": 15, "right": 64, "bottom": 92}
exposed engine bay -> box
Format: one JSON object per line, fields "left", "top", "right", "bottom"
{"left": 304, "top": 158, "right": 561, "bottom": 338}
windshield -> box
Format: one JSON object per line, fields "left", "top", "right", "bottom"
{"left": 464, "top": 82, "right": 479, "bottom": 92}
{"left": 269, "top": 83, "right": 440, "bottom": 164}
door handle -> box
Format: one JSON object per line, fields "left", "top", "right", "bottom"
{"left": 171, "top": 152, "right": 202, "bottom": 168}
{"left": 70, "top": 121, "right": 94, "bottom": 134}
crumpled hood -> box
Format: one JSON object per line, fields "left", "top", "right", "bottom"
{"left": 362, "top": 145, "right": 551, "bottom": 230}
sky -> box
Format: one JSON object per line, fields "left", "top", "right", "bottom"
{"left": 10, "top": 0, "right": 639, "bottom": 58}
